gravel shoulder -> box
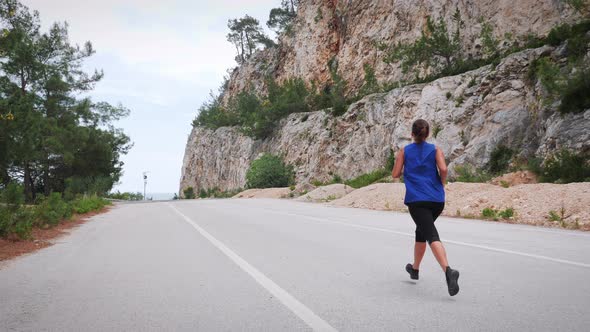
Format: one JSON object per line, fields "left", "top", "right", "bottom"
{"left": 231, "top": 181, "right": 590, "bottom": 230}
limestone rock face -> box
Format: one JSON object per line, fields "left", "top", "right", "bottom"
{"left": 223, "top": 0, "right": 581, "bottom": 100}
{"left": 179, "top": 47, "right": 590, "bottom": 193}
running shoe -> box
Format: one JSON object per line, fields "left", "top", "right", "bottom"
{"left": 405, "top": 263, "right": 419, "bottom": 280}
{"left": 445, "top": 266, "right": 460, "bottom": 296}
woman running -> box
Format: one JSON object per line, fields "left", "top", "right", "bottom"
{"left": 391, "top": 119, "right": 460, "bottom": 296}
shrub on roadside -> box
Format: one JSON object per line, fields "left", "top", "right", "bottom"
{"left": 481, "top": 207, "right": 514, "bottom": 221}
{"left": 35, "top": 193, "right": 72, "bottom": 226}
{"left": 498, "top": 207, "right": 514, "bottom": 219}
{"left": 71, "top": 195, "right": 109, "bottom": 214}
{"left": 183, "top": 187, "right": 196, "bottom": 199}
{"left": 0, "top": 184, "right": 34, "bottom": 239}
{"left": 488, "top": 145, "right": 514, "bottom": 174}
{"left": 345, "top": 169, "right": 389, "bottom": 189}
{"left": 246, "top": 154, "right": 294, "bottom": 189}
{"left": 1, "top": 183, "right": 25, "bottom": 209}
{"left": 106, "top": 191, "right": 143, "bottom": 201}
{"left": 453, "top": 165, "right": 492, "bottom": 183}
{"left": 0, "top": 206, "right": 35, "bottom": 240}
{"left": 538, "top": 149, "right": 590, "bottom": 183}
{"left": 197, "top": 187, "right": 243, "bottom": 199}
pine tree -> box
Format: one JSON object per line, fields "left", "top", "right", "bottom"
{"left": 0, "top": 0, "right": 131, "bottom": 200}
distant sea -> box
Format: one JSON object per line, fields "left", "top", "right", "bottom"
{"left": 145, "top": 193, "right": 176, "bottom": 201}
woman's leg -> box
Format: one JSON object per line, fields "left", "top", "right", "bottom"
{"left": 408, "top": 205, "right": 429, "bottom": 270}
{"left": 429, "top": 203, "right": 449, "bottom": 271}
{"left": 410, "top": 203, "right": 449, "bottom": 271}
{"left": 413, "top": 242, "right": 427, "bottom": 269}
{"left": 430, "top": 241, "right": 449, "bottom": 272}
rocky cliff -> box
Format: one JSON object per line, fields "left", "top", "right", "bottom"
{"left": 223, "top": 0, "right": 581, "bottom": 101}
{"left": 180, "top": 0, "right": 588, "bottom": 193}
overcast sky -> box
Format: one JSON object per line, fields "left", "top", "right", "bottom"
{"left": 20, "top": 0, "right": 278, "bottom": 195}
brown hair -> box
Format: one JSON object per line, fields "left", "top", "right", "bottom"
{"left": 411, "top": 119, "right": 430, "bottom": 143}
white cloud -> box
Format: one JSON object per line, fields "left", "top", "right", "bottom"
{"left": 18, "top": 0, "right": 282, "bottom": 193}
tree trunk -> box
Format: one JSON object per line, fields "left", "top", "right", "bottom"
{"left": 244, "top": 32, "right": 252, "bottom": 57}
{"left": 240, "top": 31, "right": 246, "bottom": 62}
{"left": 24, "top": 162, "right": 34, "bottom": 203}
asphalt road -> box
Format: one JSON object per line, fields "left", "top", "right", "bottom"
{"left": 1, "top": 199, "right": 589, "bottom": 331}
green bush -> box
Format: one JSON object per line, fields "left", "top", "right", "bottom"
{"left": 64, "top": 176, "right": 113, "bottom": 199}
{"left": 246, "top": 154, "right": 294, "bottom": 189}
{"left": 488, "top": 145, "right": 514, "bottom": 174}
{"left": 1, "top": 183, "right": 25, "bottom": 209}
{"left": 546, "top": 23, "right": 573, "bottom": 46}
{"left": 359, "top": 63, "right": 380, "bottom": 97}
{"left": 193, "top": 92, "right": 239, "bottom": 129}
{"left": 538, "top": 149, "right": 590, "bottom": 183}
{"left": 106, "top": 191, "right": 143, "bottom": 201}
{"left": 481, "top": 208, "right": 497, "bottom": 219}
{"left": 0, "top": 206, "right": 35, "bottom": 240}
{"left": 36, "top": 193, "right": 72, "bottom": 226}
{"left": 71, "top": 196, "right": 108, "bottom": 214}
{"left": 482, "top": 207, "right": 514, "bottom": 220}
{"left": 345, "top": 169, "right": 389, "bottom": 189}
{"left": 498, "top": 208, "right": 514, "bottom": 219}
{"left": 453, "top": 165, "right": 492, "bottom": 183}
{"left": 321, "top": 59, "right": 348, "bottom": 116}
{"left": 385, "top": 149, "right": 396, "bottom": 172}
{"left": 197, "top": 187, "right": 243, "bottom": 198}
{"left": 194, "top": 78, "right": 313, "bottom": 139}
{"left": 183, "top": 187, "right": 196, "bottom": 199}
{"left": 332, "top": 174, "right": 343, "bottom": 184}
{"left": 558, "top": 66, "right": 590, "bottom": 114}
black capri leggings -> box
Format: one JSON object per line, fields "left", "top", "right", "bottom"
{"left": 407, "top": 201, "right": 445, "bottom": 244}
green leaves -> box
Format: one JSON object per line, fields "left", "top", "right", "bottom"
{"left": 1, "top": 0, "right": 131, "bottom": 200}
{"left": 379, "top": 10, "right": 466, "bottom": 79}
{"left": 194, "top": 77, "right": 312, "bottom": 140}
{"left": 267, "top": 0, "right": 299, "bottom": 34}
{"left": 246, "top": 154, "right": 294, "bottom": 189}
{"left": 227, "top": 15, "right": 274, "bottom": 64}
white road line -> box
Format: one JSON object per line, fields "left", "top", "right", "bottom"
{"left": 167, "top": 204, "right": 337, "bottom": 332}
{"left": 273, "top": 211, "right": 590, "bottom": 269}
{"left": 226, "top": 199, "right": 590, "bottom": 238}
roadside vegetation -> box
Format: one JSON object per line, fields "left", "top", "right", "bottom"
{"left": 0, "top": 0, "right": 132, "bottom": 202}
{"left": 246, "top": 154, "right": 294, "bottom": 189}
{"left": 452, "top": 143, "right": 589, "bottom": 184}
{"left": 106, "top": 192, "right": 144, "bottom": 201}
{"left": 310, "top": 149, "right": 395, "bottom": 189}
{"left": 0, "top": 184, "right": 109, "bottom": 240}
{"left": 0, "top": 1, "right": 130, "bottom": 240}
{"left": 481, "top": 207, "right": 515, "bottom": 221}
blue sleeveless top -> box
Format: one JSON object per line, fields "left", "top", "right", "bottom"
{"left": 403, "top": 142, "right": 445, "bottom": 204}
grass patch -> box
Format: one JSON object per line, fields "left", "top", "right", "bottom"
{"left": 345, "top": 169, "right": 389, "bottom": 189}
{"left": 481, "top": 207, "right": 514, "bottom": 221}
{"left": 198, "top": 187, "right": 243, "bottom": 199}
{"left": 453, "top": 165, "right": 492, "bottom": 183}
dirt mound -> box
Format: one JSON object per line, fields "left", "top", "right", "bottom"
{"left": 328, "top": 183, "right": 407, "bottom": 212}
{"left": 491, "top": 171, "right": 538, "bottom": 187}
{"left": 233, "top": 188, "right": 292, "bottom": 199}
{"left": 296, "top": 184, "right": 355, "bottom": 203}
{"left": 329, "top": 182, "right": 590, "bottom": 230}
{"left": 445, "top": 182, "right": 590, "bottom": 229}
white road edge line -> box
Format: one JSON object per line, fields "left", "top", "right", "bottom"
{"left": 167, "top": 204, "right": 337, "bottom": 332}
{"left": 277, "top": 212, "right": 590, "bottom": 269}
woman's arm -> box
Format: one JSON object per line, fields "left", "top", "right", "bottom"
{"left": 435, "top": 147, "right": 448, "bottom": 185}
{"left": 392, "top": 148, "right": 404, "bottom": 179}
